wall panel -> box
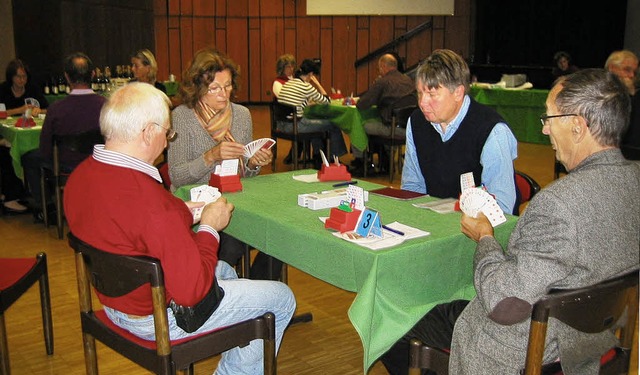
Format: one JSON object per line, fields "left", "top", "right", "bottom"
{"left": 153, "top": 0, "right": 471, "bottom": 102}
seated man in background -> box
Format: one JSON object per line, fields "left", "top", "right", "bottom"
{"left": 22, "top": 52, "right": 106, "bottom": 221}
{"left": 401, "top": 49, "right": 518, "bottom": 214}
{"left": 64, "top": 82, "right": 296, "bottom": 375}
{"left": 380, "top": 69, "right": 640, "bottom": 374}
{"left": 605, "top": 49, "right": 639, "bottom": 160}
{"left": 351, "top": 53, "right": 415, "bottom": 175}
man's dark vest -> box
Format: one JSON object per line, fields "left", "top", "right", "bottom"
{"left": 410, "top": 99, "right": 504, "bottom": 199}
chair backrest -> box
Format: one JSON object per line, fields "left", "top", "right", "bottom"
{"left": 524, "top": 269, "right": 639, "bottom": 374}
{"left": 515, "top": 170, "right": 541, "bottom": 203}
{"left": 52, "top": 129, "right": 104, "bottom": 174}
{"left": 391, "top": 93, "right": 418, "bottom": 129}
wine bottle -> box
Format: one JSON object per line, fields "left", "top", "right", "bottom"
{"left": 51, "top": 76, "right": 59, "bottom": 95}
{"left": 58, "top": 75, "right": 66, "bottom": 94}
{"left": 43, "top": 79, "right": 50, "bottom": 95}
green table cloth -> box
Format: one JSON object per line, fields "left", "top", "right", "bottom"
{"left": 304, "top": 103, "right": 381, "bottom": 151}
{"left": 175, "top": 171, "right": 517, "bottom": 372}
{"left": 0, "top": 117, "right": 44, "bottom": 179}
{"left": 470, "top": 86, "right": 550, "bottom": 145}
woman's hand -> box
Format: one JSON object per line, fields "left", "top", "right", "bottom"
{"left": 204, "top": 141, "right": 245, "bottom": 165}
{"left": 248, "top": 148, "right": 273, "bottom": 169}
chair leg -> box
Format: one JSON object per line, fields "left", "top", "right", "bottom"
{"left": 82, "top": 333, "right": 99, "bottom": 375}
{"left": 55, "top": 185, "right": 63, "bottom": 239}
{"left": 264, "top": 313, "right": 277, "bottom": 375}
{"left": 388, "top": 145, "right": 395, "bottom": 184}
{"left": 292, "top": 140, "right": 300, "bottom": 170}
{"left": 182, "top": 363, "right": 195, "bottom": 375}
{"left": 40, "top": 168, "right": 48, "bottom": 228}
{"left": 0, "top": 314, "right": 9, "bottom": 375}
{"left": 38, "top": 256, "right": 54, "bottom": 355}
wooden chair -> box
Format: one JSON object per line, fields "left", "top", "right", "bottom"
{"left": 40, "top": 130, "right": 103, "bottom": 239}
{"left": 0, "top": 253, "right": 53, "bottom": 375}
{"left": 270, "top": 101, "right": 329, "bottom": 171}
{"left": 408, "top": 270, "right": 639, "bottom": 375}
{"left": 363, "top": 93, "right": 417, "bottom": 182}
{"left": 408, "top": 340, "right": 450, "bottom": 375}
{"left": 523, "top": 269, "right": 638, "bottom": 375}
{"left": 68, "top": 232, "right": 277, "bottom": 375}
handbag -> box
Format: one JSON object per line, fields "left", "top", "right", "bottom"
{"left": 169, "top": 277, "right": 225, "bottom": 333}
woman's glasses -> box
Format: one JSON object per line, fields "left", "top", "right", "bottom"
{"left": 207, "top": 83, "right": 233, "bottom": 96}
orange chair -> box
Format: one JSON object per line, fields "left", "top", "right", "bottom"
{"left": 0, "top": 253, "right": 54, "bottom": 375}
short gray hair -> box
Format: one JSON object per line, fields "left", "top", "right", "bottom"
{"left": 100, "top": 82, "right": 171, "bottom": 143}
{"left": 554, "top": 69, "right": 631, "bottom": 147}
{"left": 415, "top": 49, "right": 470, "bottom": 93}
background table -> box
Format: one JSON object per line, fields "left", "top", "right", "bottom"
{"left": 0, "top": 117, "right": 44, "bottom": 179}
{"left": 304, "top": 103, "right": 380, "bottom": 151}
{"left": 470, "top": 86, "right": 550, "bottom": 145}
{"left": 175, "top": 171, "right": 517, "bottom": 371}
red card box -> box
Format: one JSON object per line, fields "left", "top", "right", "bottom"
{"left": 209, "top": 173, "right": 242, "bottom": 193}
{"left": 317, "top": 163, "right": 351, "bottom": 182}
{"left": 325, "top": 208, "right": 361, "bottom": 233}
{"left": 0, "top": 111, "right": 7, "bottom": 119}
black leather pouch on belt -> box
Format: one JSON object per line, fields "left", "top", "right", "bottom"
{"left": 169, "top": 277, "right": 225, "bottom": 333}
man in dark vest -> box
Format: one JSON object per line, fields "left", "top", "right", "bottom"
{"left": 400, "top": 49, "right": 517, "bottom": 214}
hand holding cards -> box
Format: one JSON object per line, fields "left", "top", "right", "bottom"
{"left": 459, "top": 187, "right": 506, "bottom": 227}
{"left": 243, "top": 138, "right": 275, "bottom": 158}
{"left": 189, "top": 185, "right": 222, "bottom": 222}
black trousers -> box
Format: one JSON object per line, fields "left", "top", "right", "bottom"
{"left": 0, "top": 146, "right": 26, "bottom": 202}
{"left": 218, "top": 232, "right": 284, "bottom": 280}
{"left": 379, "top": 299, "right": 470, "bottom": 375}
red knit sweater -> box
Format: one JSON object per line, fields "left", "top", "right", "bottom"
{"left": 64, "top": 157, "right": 219, "bottom": 315}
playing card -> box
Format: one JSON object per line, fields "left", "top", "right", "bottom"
{"left": 243, "top": 138, "right": 276, "bottom": 158}
{"left": 346, "top": 185, "right": 366, "bottom": 210}
{"left": 460, "top": 172, "right": 476, "bottom": 192}
{"left": 189, "top": 185, "right": 221, "bottom": 222}
{"left": 459, "top": 187, "right": 506, "bottom": 227}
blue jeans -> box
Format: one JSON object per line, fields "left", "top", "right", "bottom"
{"left": 104, "top": 261, "right": 296, "bottom": 375}
{"left": 277, "top": 118, "right": 348, "bottom": 157}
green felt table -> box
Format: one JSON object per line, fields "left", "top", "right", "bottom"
{"left": 470, "top": 86, "right": 550, "bottom": 145}
{"left": 0, "top": 117, "right": 44, "bottom": 179}
{"left": 304, "top": 103, "right": 381, "bottom": 151}
{"left": 175, "top": 171, "right": 517, "bottom": 371}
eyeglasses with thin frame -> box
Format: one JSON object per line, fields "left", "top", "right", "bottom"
{"left": 539, "top": 113, "right": 578, "bottom": 127}
{"left": 153, "top": 122, "right": 177, "bottom": 141}
{"left": 207, "top": 83, "right": 233, "bottom": 96}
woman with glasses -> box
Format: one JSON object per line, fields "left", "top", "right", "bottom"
{"left": 130, "top": 49, "right": 167, "bottom": 93}
{"left": 0, "top": 59, "right": 49, "bottom": 213}
{"left": 169, "top": 47, "right": 277, "bottom": 279}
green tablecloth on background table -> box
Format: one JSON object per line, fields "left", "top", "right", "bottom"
{"left": 175, "top": 171, "right": 517, "bottom": 372}
{"left": 304, "top": 103, "right": 381, "bottom": 151}
{"left": 470, "top": 86, "right": 550, "bottom": 145}
{"left": 0, "top": 117, "right": 44, "bottom": 179}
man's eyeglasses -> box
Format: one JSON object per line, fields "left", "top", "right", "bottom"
{"left": 153, "top": 122, "right": 177, "bottom": 141}
{"left": 207, "top": 83, "right": 233, "bottom": 96}
{"left": 539, "top": 113, "right": 578, "bottom": 127}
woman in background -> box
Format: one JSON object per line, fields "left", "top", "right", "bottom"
{"left": 169, "top": 47, "right": 279, "bottom": 279}
{"left": 0, "top": 59, "right": 49, "bottom": 213}
{"left": 131, "top": 49, "right": 167, "bottom": 93}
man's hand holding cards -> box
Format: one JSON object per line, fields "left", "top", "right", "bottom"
{"left": 189, "top": 185, "right": 222, "bottom": 222}
{"left": 459, "top": 187, "right": 506, "bottom": 227}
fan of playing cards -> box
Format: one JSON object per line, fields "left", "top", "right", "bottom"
{"left": 459, "top": 187, "right": 506, "bottom": 227}
{"left": 189, "top": 185, "right": 222, "bottom": 222}
{"left": 243, "top": 138, "right": 275, "bottom": 158}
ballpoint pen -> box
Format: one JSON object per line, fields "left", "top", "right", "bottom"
{"left": 382, "top": 225, "right": 405, "bottom": 236}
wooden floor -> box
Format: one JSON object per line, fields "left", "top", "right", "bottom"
{"left": 2, "top": 104, "right": 564, "bottom": 374}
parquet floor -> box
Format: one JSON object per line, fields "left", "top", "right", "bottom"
{"left": 1, "top": 104, "right": 568, "bottom": 374}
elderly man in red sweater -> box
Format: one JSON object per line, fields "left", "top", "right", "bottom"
{"left": 64, "top": 82, "right": 295, "bottom": 375}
